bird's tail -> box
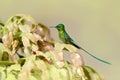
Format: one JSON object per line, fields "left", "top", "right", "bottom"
{"left": 79, "top": 47, "right": 111, "bottom": 65}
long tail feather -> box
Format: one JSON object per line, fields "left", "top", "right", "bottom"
{"left": 79, "top": 47, "right": 111, "bottom": 65}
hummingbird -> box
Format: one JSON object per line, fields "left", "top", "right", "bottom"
{"left": 50, "top": 24, "right": 111, "bottom": 65}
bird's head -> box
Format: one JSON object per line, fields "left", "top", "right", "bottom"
{"left": 56, "top": 24, "right": 65, "bottom": 31}
{"left": 50, "top": 24, "right": 65, "bottom": 31}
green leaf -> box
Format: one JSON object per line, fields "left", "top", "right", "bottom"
{"left": 83, "top": 66, "right": 104, "bottom": 80}
{"left": 24, "top": 47, "right": 31, "bottom": 56}
{"left": 18, "top": 58, "right": 25, "bottom": 65}
{"left": 5, "top": 73, "right": 17, "bottom": 80}
{"left": 30, "top": 75, "right": 38, "bottom": 80}
{"left": 54, "top": 43, "right": 65, "bottom": 51}
{"left": 58, "top": 68, "right": 69, "bottom": 80}
{"left": 31, "top": 69, "right": 42, "bottom": 80}
{"left": 0, "top": 71, "right": 6, "bottom": 80}
{"left": 0, "top": 43, "right": 11, "bottom": 53}
{"left": 0, "top": 65, "right": 6, "bottom": 80}
{"left": 0, "top": 52, "right": 3, "bottom": 60}
{"left": 6, "top": 23, "right": 14, "bottom": 32}
{"left": 64, "top": 44, "right": 77, "bottom": 53}
{"left": 24, "top": 15, "right": 36, "bottom": 24}
{"left": 49, "top": 65, "right": 61, "bottom": 80}
{"left": 34, "top": 59, "right": 50, "bottom": 80}
{"left": 0, "top": 66, "right": 5, "bottom": 72}
{"left": 36, "top": 51, "right": 50, "bottom": 61}
{"left": 9, "top": 64, "right": 21, "bottom": 71}
{"left": 2, "top": 52, "right": 9, "bottom": 61}
{"left": 54, "top": 43, "right": 77, "bottom": 53}
{"left": 0, "top": 61, "right": 15, "bottom": 66}
{"left": 18, "top": 56, "right": 35, "bottom": 80}
{"left": 0, "top": 22, "right": 4, "bottom": 26}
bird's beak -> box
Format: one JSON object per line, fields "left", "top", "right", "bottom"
{"left": 49, "top": 26, "right": 56, "bottom": 28}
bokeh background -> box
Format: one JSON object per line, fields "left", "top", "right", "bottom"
{"left": 0, "top": 0, "right": 119, "bottom": 80}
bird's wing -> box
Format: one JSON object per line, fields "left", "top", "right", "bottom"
{"left": 64, "top": 32, "right": 81, "bottom": 49}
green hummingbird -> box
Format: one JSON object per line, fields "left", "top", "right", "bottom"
{"left": 50, "top": 24, "right": 111, "bottom": 65}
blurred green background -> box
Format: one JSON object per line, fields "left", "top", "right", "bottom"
{"left": 0, "top": 0, "right": 119, "bottom": 80}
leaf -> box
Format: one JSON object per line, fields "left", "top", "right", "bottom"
{"left": 0, "top": 70, "right": 6, "bottom": 80}
{"left": 0, "top": 66, "right": 6, "bottom": 72}
{"left": 31, "top": 44, "right": 39, "bottom": 51}
{"left": 83, "top": 66, "right": 104, "bottom": 80}
{"left": 25, "top": 55, "right": 36, "bottom": 61}
{"left": 36, "top": 51, "right": 48, "bottom": 60}
{"left": 2, "top": 52, "right": 9, "bottom": 61}
{"left": 0, "top": 61, "right": 15, "bottom": 66}
{"left": 54, "top": 43, "right": 77, "bottom": 52}
{"left": 30, "top": 76, "right": 38, "bottom": 80}
{"left": 19, "top": 25, "right": 31, "bottom": 33}
{"left": 0, "top": 43, "right": 11, "bottom": 54}
{"left": 9, "top": 64, "right": 21, "bottom": 71}
{"left": 24, "top": 47, "right": 31, "bottom": 56}
{"left": 64, "top": 44, "right": 77, "bottom": 53}
{"left": 12, "top": 40, "right": 19, "bottom": 55}
{"left": 18, "top": 58, "right": 25, "bottom": 65}
{"left": 5, "top": 73, "right": 17, "bottom": 80}
{"left": 2, "top": 33, "right": 13, "bottom": 48}
{"left": 13, "top": 30, "right": 21, "bottom": 39}
{"left": 49, "top": 65, "right": 61, "bottom": 80}
{"left": 6, "top": 23, "right": 14, "bottom": 32}
{"left": 18, "top": 56, "right": 35, "bottom": 80}
{"left": 34, "top": 60, "right": 50, "bottom": 80}
{"left": 33, "top": 33, "right": 43, "bottom": 41}
{"left": 1, "top": 25, "right": 8, "bottom": 36}
{"left": 0, "top": 51, "right": 3, "bottom": 60}
{"left": 25, "top": 15, "right": 36, "bottom": 24}
{"left": 71, "top": 53, "right": 84, "bottom": 67}
{"left": 22, "top": 35, "right": 30, "bottom": 47}
{"left": 76, "top": 67, "right": 86, "bottom": 80}
{"left": 25, "top": 33, "right": 37, "bottom": 43}
{"left": 38, "top": 23, "right": 52, "bottom": 41}
{"left": 64, "top": 62, "right": 73, "bottom": 80}
{"left": 0, "top": 22, "right": 4, "bottom": 26}
{"left": 31, "top": 69, "right": 42, "bottom": 80}
{"left": 58, "top": 68, "right": 69, "bottom": 80}
{"left": 54, "top": 43, "right": 65, "bottom": 51}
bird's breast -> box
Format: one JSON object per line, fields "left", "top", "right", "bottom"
{"left": 59, "top": 31, "right": 66, "bottom": 43}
